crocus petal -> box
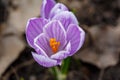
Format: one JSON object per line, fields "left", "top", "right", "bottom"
{"left": 41, "top": 0, "right": 56, "bottom": 19}
{"left": 26, "top": 18, "right": 48, "bottom": 48}
{"left": 50, "top": 42, "right": 71, "bottom": 60}
{"left": 43, "top": 20, "right": 67, "bottom": 50}
{"left": 67, "top": 24, "right": 85, "bottom": 56}
{"left": 49, "top": 3, "right": 68, "bottom": 19}
{"left": 34, "top": 33, "right": 52, "bottom": 57}
{"left": 52, "top": 11, "right": 78, "bottom": 30}
{"left": 32, "top": 52, "right": 61, "bottom": 67}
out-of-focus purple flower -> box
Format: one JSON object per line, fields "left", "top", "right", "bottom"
{"left": 41, "top": 0, "right": 68, "bottom": 19}
{"left": 41, "top": 0, "right": 56, "bottom": 19}
{"left": 26, "top": 0, "right": 85, "bottom": 67}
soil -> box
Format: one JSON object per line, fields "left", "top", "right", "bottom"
{"left": 1, "top": 47, "right": 120, "bottom": 80}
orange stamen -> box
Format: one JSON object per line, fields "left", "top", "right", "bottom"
{"left": 49, "top": 38, "right": 60, "bottom": 53}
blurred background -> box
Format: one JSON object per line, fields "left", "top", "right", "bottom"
{"left": 0, "top": 0, "right": 120, "bottom": 80}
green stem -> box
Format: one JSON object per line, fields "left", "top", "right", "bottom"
{"left": 61, "top": 57, "right": 71, "bottom": 74}
{"left": 51, "top": 67, "right": 66, "bottom": 80}
{"left": 50, "top": 57, "right": 71, "bottom": 80}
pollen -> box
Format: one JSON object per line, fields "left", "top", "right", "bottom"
{"left": 49, "top": 38, "right": 60, "bottom": 53}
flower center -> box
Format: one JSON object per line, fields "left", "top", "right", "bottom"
{"left": 49, "top": 38, "right": 60, "bottom": 53}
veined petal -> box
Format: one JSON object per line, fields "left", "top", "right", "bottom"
{"left": 49, "top": 3, "right": 68, "bottom": 19}
{"left": 34, "top": 33, "right": 52, "bottom": 57}
{"left": 41, "top": 0, "right": 56, "bottom": 19}
{"left": 67, "top": 24, "right": 85, "bottom": 56}
{"left": 32, "top": 52, "right": 60, "bottom": 67}
{"left": 43, "top": 20, "right": 67, "bottom": 50}
{"left": 52, "top": 11, "right": 78, "bottom": 30}
{"left": 50, "top": 42, "right": 71, "bottom": 60}
{"left": 26, "top": 18, "right": 48, "bottom": 48}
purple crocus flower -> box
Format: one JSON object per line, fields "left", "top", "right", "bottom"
{"left": 26, "top": 0, "right": 85, "bottom": 67}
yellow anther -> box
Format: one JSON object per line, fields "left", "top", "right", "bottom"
{"left": 49, "top": 38, "right": 60, "bottom": 53}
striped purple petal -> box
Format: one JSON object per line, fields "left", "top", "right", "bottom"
{"left": 26, "top": 18, "right": 48, "bottom": 48}
{"left": 52, "top": 11, "right": 78, "bottom": 30}
{"left": 34, "top": 33, "right": 52, "bottom": 57}
{"left": 41, "top": 0, "right": 56, "bottom": 19}
{"left": 49, "top": 3, "right": 68, "bottom": 19}
{"left": 43, "top": 20, "right": 67, "bottom": 50}
{"left": 32, "top": 52, "right": 61, "bottom": 67}
{"left": 67, "top": 24, "right": 85, "bottom": 56}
